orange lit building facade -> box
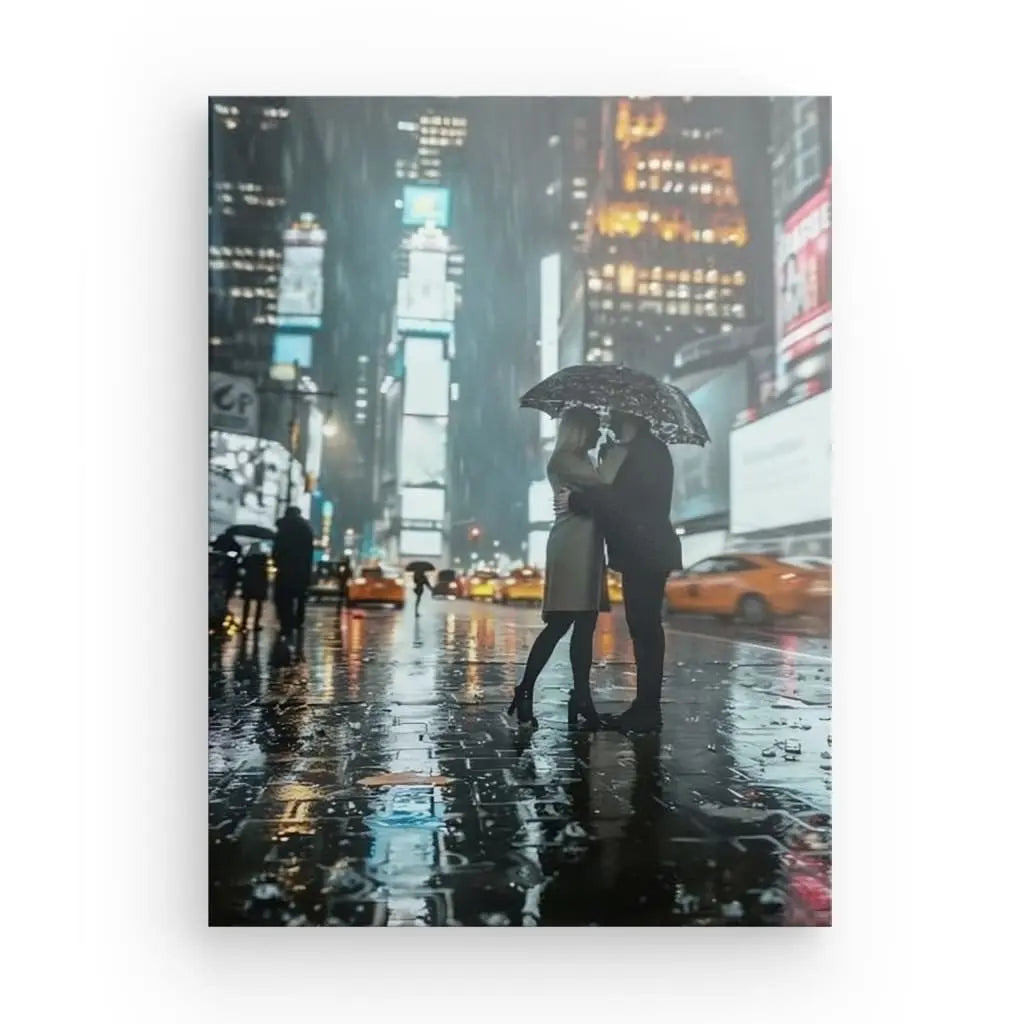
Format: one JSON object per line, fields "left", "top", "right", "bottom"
{"left": 582, "top": 98, "right": 766, "bottom": 378}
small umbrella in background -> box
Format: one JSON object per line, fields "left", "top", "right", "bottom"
{"left": 405, "top": 560, "right": 436, "bottom": 572}
{"left": 520, "top": 363, "right": 710, "bottom": 447}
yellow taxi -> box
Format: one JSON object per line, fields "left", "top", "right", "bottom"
{"left": 606, "top": 571, "right": 624, "bottom": 605}
{"left": 663, "top": 553, "right": 827, "bottom": 625}
{"left": 465, "top": 570, "right": 500, "bottom": 601}
{"left": 495, "top": 567, "right": 545, "bottom": 606}
{"left": 347, "top": 565, "right": 405, "bottom": 609}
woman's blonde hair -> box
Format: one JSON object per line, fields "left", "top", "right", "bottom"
{"left": 554, "top": 406, "right": 599, "bottom": 454}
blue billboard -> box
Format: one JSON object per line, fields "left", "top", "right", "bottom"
{"left": 402, "top": 185, "right": 451, "bottom": 228}
{"left": 272, "top": 333, "right": 313, "bottom": 368}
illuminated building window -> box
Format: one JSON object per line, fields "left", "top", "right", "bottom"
{"left": 693, "top": 269, "right": 704, "bottom": 284}
{"left": 706, "top": 303, "right": 719, "bottom": 316}
{"left": 639, "top": 300, "right": 663, "bottom": 315}
{"left": 678, "top": 284, "right": 690, "bottom": 299}
{"left": 601, "top": 299, "right": 614, "bottom": 310}
{"left": 602, "top": 264, "right": 615, "bottom": 278}
{"left": 706, "top": 269, "right": 718, "bottom": 284}
{"left": 678, "top": 302, "right": 691, "bottom": 316}
{"left": 618, "top": 263, "right": 636, "bottom": 294}
{"left": 705, "top": 287, "right": 718, "bottom": 300}
{"left": 732, "top": 303, "right": 745, "bottom": 317}
{"left": 638, "top": 179, "right": 648, "bottom": 190}
{"left": 601, "top": 349, "right": 615, "bottom": 363}
{"left": 603, "top": 335, "right": 613, "bottom": 347}
{"left": 674, "top": 160, "right": 685, "bottom": 172}
{"left": 619, "top": 299, "right": 635, "bottom": 312}
{"left": 666, "top": 302, "right": 677, "bottom": 315}
{"left": 588, "top": 277, "right": 602, "bottom": 292}
{"left": 649, "top": 281, "right": 663, "bottom": 297}
{"left": 734, "top": 271, "right": 746, "bottom": 286}
{"left": 638, "top": 282, "right": 649, "bottom": 297}
{"left": 701, "top": 182, "right": 713, "bottom": 195}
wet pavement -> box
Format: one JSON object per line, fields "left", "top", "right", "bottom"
{"left": 209, "top": 598, "right": 832, "bottom": 926}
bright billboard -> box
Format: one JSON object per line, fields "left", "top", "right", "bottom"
{"left": 277, "top": 244, "right": 324, "bottom": 328}
{"left": 401, "top": 486, "right": 446, "bottom": 523}
{"left": 777, "top": 170, "right": 831, "bottom": 370}
{"left": 402, "top": 185, "right": 451, "bottom": 228}
{"left": 402, "top": 337, "right": 450, "bottom": 417}
{"left": 669, "top": 362, "right": 748, "bottom": 523}
{"left": 729, "top": 391, "right": 831, "bottom": 534}
{"left": 539, "top": 254, "right": 561, "bottom": 441}
{"left": 528, "top": 479, "right": 552, "bottom": 526}
{"left": 272, "top": 333, "right": 313, "bottom": 368}
{"left": 399, "top": 416, "right": 447, "bottom": 486}
{"left": 398, "top": 250, "right": 449, "bottom": 322}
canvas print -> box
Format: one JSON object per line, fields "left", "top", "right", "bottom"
{"left": 209, "top": 96, "right": 832, "bottom": 926}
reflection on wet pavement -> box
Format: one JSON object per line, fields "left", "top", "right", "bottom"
{"left": 209, "top": 601, "right": 831, "bottom": 926}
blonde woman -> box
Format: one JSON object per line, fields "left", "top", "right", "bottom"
{"left": 508, "top": 406, "right": 616, "bottom": 729}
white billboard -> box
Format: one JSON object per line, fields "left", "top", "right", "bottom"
{"left": 305, "top": 406, "right": 324, "bottom": 481}
{"left": 401, "top": 486, "right": 446, "bottom": 523}
{"left": 539, "top": 254, "right": 561, "bottom": 441}
{"left": 528, "top": 479, "right": 552, "bottom": 526}
{"left": 730, "top": 391, "right": 831, "bottom": 534}
{"left": 278, "top": 245, "right": 325, "bottom": 321}
{"left": 401, "top": 529, "right": 443, "bottom": 557}
{"left": 400, "top": 416, "right": 447, "bottom": 486}
{"left": 398, "top": 250, "right": 449, "bottom": 321}
{"left": 528, "top": 530, "right": 548, "bottom": 569}
{"left": 402, "top": 337, "right": 450, "bottom": 417}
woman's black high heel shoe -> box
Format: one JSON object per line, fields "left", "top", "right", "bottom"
{"left": 567, "top": 690, "right": 605, "bottom": 731}
{"left": 508, "top": 685, "right": 538, "bottom": 727}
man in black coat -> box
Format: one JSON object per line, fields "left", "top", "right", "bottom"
{"left": 272, "top": 506, "right": 314, "bottom": 638}
{"left": 555, "top": 411, "right": 682, "bottom": 732}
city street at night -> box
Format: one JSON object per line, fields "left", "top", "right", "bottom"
{"left": 209, "top": 598, "right": 831, "bottom": 926}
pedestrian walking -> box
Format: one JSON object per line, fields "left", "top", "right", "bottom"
{"left": 507, "top": 407, "right": 618, "bottom": 730}
{"left": 240, "top": 543, "right": 269, "bottom": 632}
{"left": 412, "top": 567, "right": 433, "bottom": 615}
{"left": 272, "top": 506, "right": 314, "bottom": 639}
{"left": 338, "top": 558, "right": 352, "bottom": 609}
{"left": 212, "top": 530, "right": 243, "bottom": 602}
{"left": 555, "top": 411, "right": 682, "bottom": 733}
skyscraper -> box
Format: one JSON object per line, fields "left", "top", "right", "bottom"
{"left": 208, "top": 98, "right": 290, "bottom": 379}
{"left": 582, "top": 98, "right": 770, "bottom": 379}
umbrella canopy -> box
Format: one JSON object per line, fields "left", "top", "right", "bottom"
{"left": 224, "top": 524, "right": 276, "bottom": 541}
{"left": 519, "top": 363, "right": 710, "bottom": 446}
{"left": 405, "top": 560, "right": 436, "bottom": 572}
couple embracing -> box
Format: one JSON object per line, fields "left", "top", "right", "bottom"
{"left": 508, "top": 405, "right": 682, "bottom": 734}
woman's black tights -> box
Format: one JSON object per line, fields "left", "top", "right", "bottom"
{"left": 520, "top": 612, "right": 598, "bottom": 698}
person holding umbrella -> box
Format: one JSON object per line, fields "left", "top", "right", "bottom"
{"left": 506, "top": 406, "right": 612, "bottom": 730}
{"left": 406, "top": 561, "right": 435, "bottom": 616}
{"left": 522, "top": 364, "right": 709, "bottom": 734}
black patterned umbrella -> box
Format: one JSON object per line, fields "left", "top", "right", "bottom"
{"left": 519, "top": 364, "right": 710, "bottom": 446}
